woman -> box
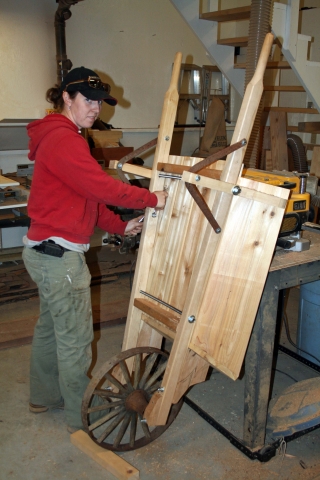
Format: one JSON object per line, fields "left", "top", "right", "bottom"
{"left": 22, "top": 66, "right": 168, "bottom": 433}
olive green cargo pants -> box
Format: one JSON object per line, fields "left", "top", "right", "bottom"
{"left": 23, "top": 247, "right": 93, "bottom": 430}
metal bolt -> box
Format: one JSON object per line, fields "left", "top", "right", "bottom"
{"left": 165, "top": 135, "right": 170, "bottom": 141}
{"left": 103, "top": 386, "right": 113, "bottom": 391}
{"left": 232, "top": 185, "right": 241, "bottom": 195}
{"left": 157, "top": 387, "right": 165, "bottom": 392}
{"left": 195, "top": 175, "right": 201, "bottom": 181}
{"left": 241, "top": 139, "right": 247, "bottom": 146}
{"left": 141, "top": 419, "right": 148, "bottom": 423}
{"left": 117, "top": 162, "right": 123, "bottom": 169}
{"left": 188, "top": 315, "right": 196, "bottom": 323}
{"left": 152, "top": 210, "right": 157, "bottom": 218}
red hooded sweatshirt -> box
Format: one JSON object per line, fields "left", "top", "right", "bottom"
{"left": 26, "top": 114, "right": 157, "bottom": 244}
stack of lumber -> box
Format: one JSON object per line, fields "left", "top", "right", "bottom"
{"left": 88, "top": 129, "right": 123, "bottom": 148}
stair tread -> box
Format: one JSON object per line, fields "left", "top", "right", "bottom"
{"left": 264, "top": 86, "right": 305, "bottom": 92}
{"left": 217, "top": 36, "right": 248, "bottom": 47}
{"left": 234, "top": 61, "right": 291, "bottom": 69}
{"left": 200, "top": 6, "right": 251, "bottom": 23}
{"left": 264, "top": 107, "right": 319, "bottom": 114}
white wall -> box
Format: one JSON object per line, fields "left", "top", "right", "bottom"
{"left": 0, "top": 0, "right": 214, "bottom": 129}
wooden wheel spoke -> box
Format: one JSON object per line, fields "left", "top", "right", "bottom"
{"left": 133, "top": 354, "right": 141, "bottom": 389}
{"left": 113, "top": 412, "right": 132, "bottom": 448}
{"left": 119, "top": 360, "right": 134, "bottom": 391}
{"left": 89, "top": 407, "right": 125, "bottom": 431}
{"left": 138, "top": 414, "right": 151, "bottom": 439}
{"left": 105, "top": 372, "right": 128, "bottom": 393}
{"left": 97, "top": 410, "right": 127, "bottom": 444}
{"left": 129, "top": 413, "right": 138, "bottom": 448}
{"left": 138, "top": 353, "right": 159, "bottom": 389}
{"left": 88, "top": 399, "right": 125, "bottom": 414}
{"left": 93, "top": 389, "right": 126, "bottom": 400}
{"left": 144, "top": 360, "right": 167, "bottom": 390}
{"left": 146, "top": 381, "right": 162, "bottom": 394}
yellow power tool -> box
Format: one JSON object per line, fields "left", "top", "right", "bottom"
{"left": 242, "top": 169, "right": 316, "bottom": 251}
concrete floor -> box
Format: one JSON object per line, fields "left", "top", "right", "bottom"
{"left": 0, "top": 287, "right": 320, "bottom": 480}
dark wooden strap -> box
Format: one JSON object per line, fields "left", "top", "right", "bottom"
{"left": 186, "top": 139, "right": 246, "bottom": 234}
{"left": 117, "top": 138, "right": 158, "bottom": 184}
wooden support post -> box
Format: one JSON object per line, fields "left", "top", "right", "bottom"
{"left": 70, "top": 430, "right": 139, "bottom": 479}
{"left": 269, "top": 111, "right": 288, "bottom": 171}
{"left": 243, "top": 271, "right": 281, "bottom": 449}
{"left": 310, "top": 146, "right": 320, "bottom": 177}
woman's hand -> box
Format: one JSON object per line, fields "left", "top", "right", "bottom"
{"left": 124, "top": 215, "right": 144, "bottom": 236}
{"left": 153, "top": 190, "right": 168, "bottom": 210}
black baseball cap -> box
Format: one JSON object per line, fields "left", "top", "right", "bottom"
{"left": 61, "top": 66, "right": 117, "bottom": 106}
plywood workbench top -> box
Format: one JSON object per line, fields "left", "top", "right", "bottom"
{"left": 271, "top": 232, "right": 320, "bottom": 271}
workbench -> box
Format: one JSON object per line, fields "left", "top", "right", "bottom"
{"left": 244, "top": 231, "right": 320, "bottom": 450}
{"left": 185, "top": 231, "right": 320, "bottom": 459}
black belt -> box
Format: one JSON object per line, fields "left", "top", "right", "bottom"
{"left": 32, "top": 240, "right": 71, "bottom": 258}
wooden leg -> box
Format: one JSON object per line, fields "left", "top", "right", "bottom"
{"left": 243, "top": 271, "right": 281, "bottom": 449}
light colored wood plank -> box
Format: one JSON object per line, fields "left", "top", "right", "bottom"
{"left": 134, "top": 298, "right": 180, "bottom": 332}
{"left": 70, "top": 430, "right": 139, "bottom": 479}
{"left": 269, "top": 110, "right": 288, "bottom": 170}
{"left": 0, "top": 175, "right": 20, "bottom": 187}
{"left": 121, "top": 53, "right": 183, "bottom": 354}
{"left": 200, "top": 6, "right": 251, "bottom": 22}
{"left": 310, "top": 146, "right": 320, "bottom": 177}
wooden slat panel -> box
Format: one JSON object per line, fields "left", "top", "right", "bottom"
{"left": 189, "top": 179, "right": 289, "bottom": 380}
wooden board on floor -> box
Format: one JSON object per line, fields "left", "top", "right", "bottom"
{"left": 70, "top": 430, "right": 139, "bottom": 479}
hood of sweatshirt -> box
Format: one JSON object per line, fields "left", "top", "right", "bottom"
{"left": 27, "top": 114, "right": 78, "bottom": 161}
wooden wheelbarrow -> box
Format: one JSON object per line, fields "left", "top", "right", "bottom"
{"left": 81, "top": 33, "right": 290, "bottom": 451}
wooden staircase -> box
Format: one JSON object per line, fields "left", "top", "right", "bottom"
{"left": 170, "top": 0, "right": 320, "bottom": 164}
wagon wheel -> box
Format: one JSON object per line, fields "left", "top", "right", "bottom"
{"left": 82, "top": 347, "right": 182, "bottom": 452}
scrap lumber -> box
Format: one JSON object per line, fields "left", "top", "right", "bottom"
{"left": 70, "top": 430, "right": 139, "bottom": 479}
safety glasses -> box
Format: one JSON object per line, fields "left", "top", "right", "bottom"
{"left": 65, "top": 76, "right": 111, "bottom": 94}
